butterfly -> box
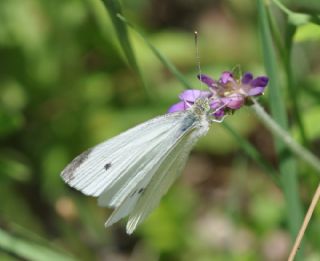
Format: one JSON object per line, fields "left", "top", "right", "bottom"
{"left": 61, "top": 95, "right": 225, "bottom": 234}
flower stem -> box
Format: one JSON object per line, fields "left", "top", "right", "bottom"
{"left": 250, "top": 98, "right": 320, "bottom": 174}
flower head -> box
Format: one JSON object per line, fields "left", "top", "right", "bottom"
{"left": 168, "top": 70, "right": 268, "bottom": 120}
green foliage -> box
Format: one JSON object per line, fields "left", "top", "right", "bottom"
{"left": 0, "top": 0, "right": 319, "bottom": 260}
{"left": 295, "top": 23, "right": 320, "bottom": 42}
{"left": 257, "top": 0, "right": 303, "bottom": 252}
{"left": 0, "top": 228, "right": 76, "bottom": 261}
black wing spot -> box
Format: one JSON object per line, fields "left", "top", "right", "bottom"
{"left": 104, "top": 163, "right": 112, "bottom": 171}
{"left": 130, "top": 188, "right": 144, "bottom": 198}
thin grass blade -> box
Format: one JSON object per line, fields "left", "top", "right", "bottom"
{"left": 100, "top": 0, "right": 151, "bottom": 99}
{"left": 257, "top": 0, "right": 304, "bottom": 258}
{"left": 117, "top": 14, "right": 193, "bottom": 90}
{"left": 0, "top": 228, "right": 76, "bottom": 261}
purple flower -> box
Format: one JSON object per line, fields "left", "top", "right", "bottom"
{"left": 168, "top": 89, "right": 212, "bottom": 113}
{"left": 169, "top": 70, "right": 269, "bottom": 119}
{"left": 198, "top": 71, "right": 268, "bottom": 110}
{"left": 209, "top": 99, "right": 225, "bottom": 118}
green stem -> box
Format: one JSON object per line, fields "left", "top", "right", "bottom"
{"left": 275, "top": 0, "right": 309, "bottom": 146}
{"left": 271, "top": 0, "right": 292, "bottom": 15}
{"left": 257, "top": 1, "right": 304, "bottom": 255}
{"left": 251, "top": 98, "right": 320, "bottom": 174}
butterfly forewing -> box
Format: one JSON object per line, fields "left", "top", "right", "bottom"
{"left": 61, "top": 107, "right": 210, "bottom": 234}
{"left": 61, "top": 112, "right": 187, "bottom": 197}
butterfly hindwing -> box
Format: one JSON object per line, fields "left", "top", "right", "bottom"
{"left": 125, "top": 126, "right": 200, "bottom": 233}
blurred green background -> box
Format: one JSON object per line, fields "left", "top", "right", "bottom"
{"left": 1, "top": 0, "right": 320, "bottom": 260}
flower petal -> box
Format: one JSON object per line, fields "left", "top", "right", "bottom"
{"left": 168, "top": 101, "right": 188, "bottom": 113}
{"left": 251, "top": 76, "right": 268, "bottom": 87}
{"left": 209, "top": 99, "right": 223, "bottom": 110}
{"left": 213, "top": 109, "right": 225, "bottom": 118}
{"left": 242, "top": 72, "right": 253, "bottom": 84}
{"left": 197, "top": 74, "right": 217, "bottom": 88}
{"left": 219, "top": 71, "right": 234, "bottom": 84}
{"left": 221, "top": 94, "right": 244, "bottom": 109}
{"left": 247, "top": 86, "right": 265, "bottom": 96}
{"left": 179, "top": 89, "right": 211, "bottom": 102}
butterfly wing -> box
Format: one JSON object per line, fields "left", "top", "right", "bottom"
{"left": 61, "top": 112, "right": 188, "bottom": 196}
{"left": 125, "top": 126, "right": 202, "bottom": 234}
{"left": 61, "top": 111, "right": 203, "bottom": 232}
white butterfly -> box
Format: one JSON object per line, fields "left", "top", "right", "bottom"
{"left": 61, "top": 97, "right": 223, "bottom": 234}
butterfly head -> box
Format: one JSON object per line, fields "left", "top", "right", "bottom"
{"left": 192, "top": 97, "right": 211, "bottom": 115}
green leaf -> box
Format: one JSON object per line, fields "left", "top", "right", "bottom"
{"left": 231, "top": 64, "right": 242, "bottom": 80}
{"left": 294, "top": 23, "right": 320, "bottom": 42}
{"left": 272, "top": 0, "right": 320, "bottom": 26}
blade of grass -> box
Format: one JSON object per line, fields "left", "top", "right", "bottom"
{"left": 283, "top": 22, "right": 308, "bottom": 145}
{"left": 257, "top": 0, "right": 304, "bottom": 258}
{"left": 270, "top": 0, "right": 308, "bottom": 145}
{"left": 266, "top": 2, "right": 308, "bottom": 145}
{"left": 117, "top": 14, "right": 193, "bottom": 90}
{"left": 100, "top": 0, "right": 151, "bottom": 100}
{"left": 0, "top": 228, "right": 76, "bottom": 261}
{"left": 266, "top": 9, "right": 285, "bottom": 60}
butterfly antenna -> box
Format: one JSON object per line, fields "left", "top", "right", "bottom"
{"left": 194, "top": 31, "right": 203, "bottom": 90}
